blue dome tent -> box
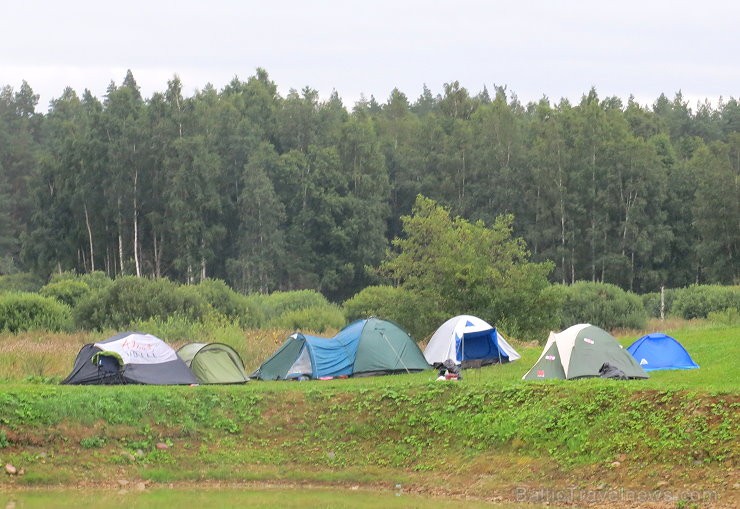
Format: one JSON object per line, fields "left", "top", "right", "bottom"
{"left": 627, "top": 333, "right": 699, "bottom": 371}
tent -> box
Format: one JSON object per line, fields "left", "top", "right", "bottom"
{"left": 336, "top": 317, "right": 431, "bottom": 377}
{"left": 522, "top": 323, "right": 648, "bottom": 380}
{"left": 62, "top": 332, "right": 198, "bottom": 385}
{"left": 177, "top": 342, "right": 249, "bottom": 383}
{"left": 424, "top": 315, "right": 521, "bottom": 367}
{"left": 627, "top": 333, "right": 699, "bottom": 371}
{"left": 252, "top": 317, "right": 430, "bottom": 380}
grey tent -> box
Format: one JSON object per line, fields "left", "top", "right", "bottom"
{"left": 177, "top": 342, "right": 249, "bottom": 384}
{"left": 62, "top": 332, "right": 198, "bottom": 385}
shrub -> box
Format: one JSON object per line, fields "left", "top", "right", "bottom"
{"left": 342, "top": 285, "right": 432, "bottom": 340}
{"left": 39, "top": 279, "right": 92, "bottom": 308}
{"left": 73, "top": 276, "right": 211, "bottom": 331}
{"left": 75, "top": 271, "right": 114, "bottom": 292}
{"left": 269, "top": 304, "right": 346, "bottom": 333}
{"left": 0, "top": 273, "right": 45, "bottom": 293}
{"left": 670, "top": 285, "right": 740, "bottom": 319}
{"left": 0, "top": 292, "right": 73, "bottom": 332}
{"left": 193, "top": 279, "right": 265, "bottom": 328}
{"left": 253, "top": 290, "right": 333, "bottom": 323}
{"left": 131, "top": 313, "right": 249, "bottom": 362}
{"left": 554, "top": 281, "right": 647, "bottom": 331}
{"left": 47, "top": 270, "right": 112, "bottom": 288}
{"left": 641, "top": 289, "right": 678, "bottom": 318}
{"left": 131, "top": 313, "right": 211, "bottom": 343}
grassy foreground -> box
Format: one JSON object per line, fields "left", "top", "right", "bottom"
{"left": 0, "top": 321, "right": 737, "bottom": 508}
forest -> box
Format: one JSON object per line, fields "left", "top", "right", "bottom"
{"left": 0, "top": 69, "right": 738, "bottom": 301}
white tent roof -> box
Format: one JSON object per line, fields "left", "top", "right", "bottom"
{"left": 94, "top": 332, "right": 179, "bottom": 365}
{"left": 424, "top": 315, "right": 521, "bottom": 365}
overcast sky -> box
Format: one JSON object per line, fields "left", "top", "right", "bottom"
{"left": 2, "top": 0, "right": 738, "bottom": 113}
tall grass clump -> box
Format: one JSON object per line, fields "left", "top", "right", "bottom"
{"left": 553, "top": 281, "right": 647, "bottom": 331}
{"left": 0, "top": 292, "right": 72, "bottom": 332}
{"left": 707, "top": 307, "right": 739, "bottom": 326}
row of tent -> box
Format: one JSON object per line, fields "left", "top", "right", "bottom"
{"left": 61, "top": 316, "right": 520, "bottom": 385}
{"left": 61, "top": 332, "right": 250, "bottom": 385}
{"left": 61, "top": 317, "right": 697, "bottom": 385}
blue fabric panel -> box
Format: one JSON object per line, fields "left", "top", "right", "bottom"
{"left": 627, "top": 333, "right": 699, "bottom": 371}
{"left": 304, "top": 325, "right": 362, "bottom": 378}
{"left": 455, "top": 329, "right": 509, "bottom": 362}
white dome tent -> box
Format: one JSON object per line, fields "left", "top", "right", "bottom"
{"left": 424, "top": 315, "right": 520, "bottom": 368}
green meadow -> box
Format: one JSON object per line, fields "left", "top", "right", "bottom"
{"left": 0, "top": 320, "right": 737, "bottom": 507}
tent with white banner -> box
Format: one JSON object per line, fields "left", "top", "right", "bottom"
{"left": 62, "top": 331, "right": 198, "bottom": 385}
{"left": 424, "top": 315, "right": 521, "bottom": 368}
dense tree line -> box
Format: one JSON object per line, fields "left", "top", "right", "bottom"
{"left": 0, "top": 70, "right": 738, "bottom": 300}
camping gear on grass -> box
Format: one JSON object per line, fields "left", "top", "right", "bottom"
{"left": 62, "top": 331, "right": 198, "bottom": 385}
{"left": 599, "top": 362, "right": 628, "bottom": 379}
{"left": 436, "top": 359, "right": 462, "bottom": 381}
{"left": 252, "top": 317, "right": 430, "bottom": 380}
{"left": 627, "top": 332, "right": 699, "bottom": 371}
{"left": 177, "top": 342, "right": 249, "bottom": 384}
{"left": 424, "top": 315, "right": 520, "bottom": 368}
{"left": 522, "top": 323, "right": 648, "bottom": 380}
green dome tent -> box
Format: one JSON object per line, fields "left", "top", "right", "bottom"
{"left": 523, "top": 324, "right": 648, "bottom": 380}
{"left": 177, "top": 343, "right": 249, "bottom": 384}
{"left": 251, "top": 317, "right": 431, "bottom": 380}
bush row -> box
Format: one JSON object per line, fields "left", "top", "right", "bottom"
{"left": 0, "top": 272, "right": 737, "bottom": 341}
{"left": 0, "top": 273, "right": 344, "bottom": 336}
{"left": 642, "top": 285, "right": 739, "bottom": 320}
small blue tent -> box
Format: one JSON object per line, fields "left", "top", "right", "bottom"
{"left": 627, "top": 333, "right": 699, "bottom": 371}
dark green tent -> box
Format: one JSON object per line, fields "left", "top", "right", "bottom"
{"left": 252, "top": 318, "right": 430, "bottom": 380}
{"left": 177, "top": 343, "right": 249, "bottom": 384}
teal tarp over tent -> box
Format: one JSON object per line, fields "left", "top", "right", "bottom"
{"left": 252, "top": 317, "right": 430, "bottom": 380}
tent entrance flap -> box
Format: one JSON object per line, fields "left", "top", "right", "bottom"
{"left": 287, "top": 345, "right": 313, "bottom": 378}
{"left": 456, "top": 330, "right": 507, "bottom": 362}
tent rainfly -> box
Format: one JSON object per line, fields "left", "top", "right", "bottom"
{"left": 252, "top": 317, "right": 430, "bottom": 380}
{"left": 627, "top": 333, "right": 699, "bottom": 371}
{"left": 522, "top": 323, "right": 648, "bottom": 380}
{"left": 62, "top": 332, "right": 198, "bottom": 385}
{"left": 424, "top": 315, "right": 521, "bottom": 367}
{"left": 177, "top": 342, "right": 250, "bottom": 383}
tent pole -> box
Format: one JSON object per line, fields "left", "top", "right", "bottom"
{"left": 460, "top": 335, "right": 464, "bottom": 380}
{"left": 380, "top": 330, "right": 411, "bottom": 374}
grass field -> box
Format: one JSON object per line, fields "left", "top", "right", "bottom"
{"left": 0, "top": 319, "right": 737, "bottom": 507}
